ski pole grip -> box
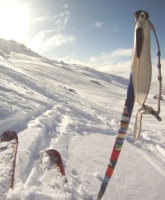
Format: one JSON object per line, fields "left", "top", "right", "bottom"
{"left": 134, "top": 10, "right": 149, "bottom": 21}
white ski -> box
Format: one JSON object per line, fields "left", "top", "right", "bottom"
{"left": 0, "top": 131, "right": 18, "bottom": 199}
{"left": 40, "top": 149, "right": 71, "bottom": 199}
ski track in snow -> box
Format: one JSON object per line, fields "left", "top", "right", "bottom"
{"left": 0, "top": 51, "right": 165, "bottom": 200}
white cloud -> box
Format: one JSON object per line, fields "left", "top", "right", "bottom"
{"left": 29, "top": 30, "right": 76, "bottom": 53}
{"left": 88, "top": 48, "right": 132, "bottom": 77}
{"left": 93, "top": 21, "right": 103, "bottom": 28}
{"left": 110, "top": 48, "right": 132, "bottom": 58}
{"left": 63, "top": 4, "right": 68, "bottom": 9}
{"left": 89, "top": 48, "right": 132, "bottom": 64}
{"left": 54, "top": 11, "right": 70, "bottom": 33}
{"left": 32, "top": 9, "right": 70, "bottom": 34}
{"left": 33, "top": 16, "right": 51, "bottom": 23}
{"left": 46, "top": 34, "right": 75, "bottom": 47}
{"left": 29, "top": 6, "right": 73, "bottom": 53}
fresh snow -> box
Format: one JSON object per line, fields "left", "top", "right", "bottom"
{"left": 0, "top": 39, "right": 165, "bottom": 200}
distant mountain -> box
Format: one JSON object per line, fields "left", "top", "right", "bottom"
{"left": 0, "top": 38, "right": 41, "bottom": 58}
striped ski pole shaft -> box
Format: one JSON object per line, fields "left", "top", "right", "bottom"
{"left": 97, "top": 73, "right": 135, "bottom": 200}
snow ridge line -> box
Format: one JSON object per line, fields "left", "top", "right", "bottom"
{"left": 0, "top": 104, "right": 54, "bottom": 135}
{"left": 0, "top": 61, "right": 59, "bottom": 103}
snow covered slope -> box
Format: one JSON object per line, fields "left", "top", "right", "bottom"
{"left": 0, "top": 38, "right": 40, "bottom": 60}
{"left": 0, "top": 40, "right": 165, "bottom": 200}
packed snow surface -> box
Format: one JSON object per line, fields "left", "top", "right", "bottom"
{"left": 0, "top": 40, "right": 165, "bottom": 200}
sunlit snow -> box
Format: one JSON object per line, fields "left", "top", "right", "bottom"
{"left": 0, "top": 39, "right": 165, "bottom": 200}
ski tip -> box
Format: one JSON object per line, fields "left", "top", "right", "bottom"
{"left": 45, "top": 149, "right": 61, "bottom": 158}
{"left": 134, "top": 10, "right": 149, "bottom": 21}
{"left": 44, "top": 149, "right": 63, "bottom": 165}
{"left": 44, "top": 149, "right": 66, "bottom": 176}
{"left": 1, "top": 130, "right": 18, "bottom": 142}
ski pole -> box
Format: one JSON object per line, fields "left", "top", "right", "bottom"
{"left": 97, "top": 74, "right": 135, "bottom": 200}
{"left": 97, "top": 10, "right": 154, "bottom": 199}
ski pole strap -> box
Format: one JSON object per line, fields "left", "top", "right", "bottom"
{"left": 147, "top": 19, "right": 162, "bottom": 115}
{"left": 142, "top": 104, "right": 162, "bottom": 121}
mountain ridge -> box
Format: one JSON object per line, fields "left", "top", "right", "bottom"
{"left": 0, "top": 38, "right": 41, "bottom": 59}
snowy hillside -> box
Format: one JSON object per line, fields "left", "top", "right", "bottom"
{"left": 0, "top": 38, "right": 40, "bottom": 60}
{"left": 0, "top": 39, "right": 165, "bottom": 200}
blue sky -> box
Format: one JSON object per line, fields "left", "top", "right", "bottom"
{"left": 0, "top": 0, "right": 164, "bottom": 75}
